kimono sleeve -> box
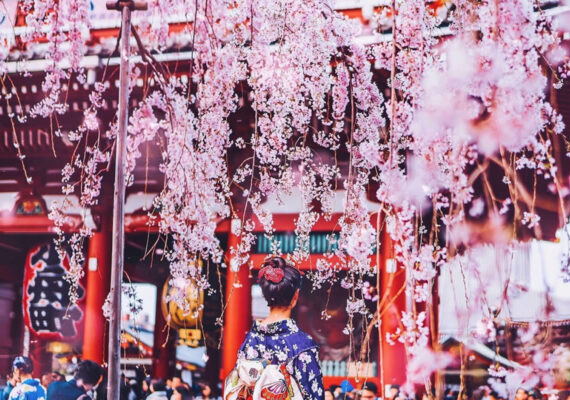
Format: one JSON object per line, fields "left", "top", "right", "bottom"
{"left": 293, "top": 347, "right": 324, "bottom": 400}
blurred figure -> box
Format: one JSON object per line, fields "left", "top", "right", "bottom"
{"left": 39, "top": 374, "right": 62, "bottom": 392}
{"left": 444, "top": 389, "right": 455, "bottom": 400}
{"left": 142, "top": 377, "right": 151, "bottom": 399}
{"left": 515, "top": 389, "right": 528, "bottom": 400}
{"left": 47, "top": 360, "right": 102, "bottom": 400}
{"left": 197, "top": 383, "right": 213, "bottom": 400}
{"left": 359, "top": 382, "right": 378, "bottom": 400}
{"left": 172, "top": 377, "right": 182, "bottom": 390}
{"left": 9, "top": 356, "right": 46, "bottom": 400}
{"left": 528, "top": 389, "right": 541, "bottom": 400}
{"left": 172, "top": 385, "right": 193, "bottom": 400}
{"left": 2, "top": 373, "right": 17, "bottom": 400}
{"left": 340, "top": 380, "right": 355, "bottom": 399}
{"left": 195, "top": 383, "right": 211, "bottom": 400}
{"left": 330, "top": 385, "right": 342, "bottom": 399}
{"left": 165, "top": 379, "right": 173, "bottom": 400}
{"left": 39, "top": 376, "right": 51, "bottom": 391}
{"left": 389, "top": 385, "right": 401, "bottom": 400}
{"left": 146, "top": 379, "right": 168, "bottom": 400}
{"left": 128, "top": 378, "right": 143, "bottom": 400}
{"left": 325, "top": 388, "right": 334, "bottom": 400}
{"left": 94, "top": 370, "right": 107, "bottom": 400}
{"left": 121, "top": 374, "right": 132, "bottom": 400}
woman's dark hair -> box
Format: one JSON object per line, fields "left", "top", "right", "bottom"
{"left": 259, "top": 256, "right": 301, "bottom": 307}
{"left": 151, "top": 379, "right": 166, "bottom": 392}
{"left": 13, "top": 356, "right": 33, "bottom": 374}
{"left": 75, "top": 360, "right": 102, "bottom": 385}
{"left": 175, "top": 385, "right": 194, "bottom": 400}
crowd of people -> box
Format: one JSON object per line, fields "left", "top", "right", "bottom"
{"left": 321, "top": 383, "right": 554, "bottom": 400}
{"left": 127, "top": 376, "right": 216, "bottom": 400}
{"left": 323, "top": 381, "right": 383, "bottom": 400}
{"left": 1, "top": 257, "right": 564, "bottom": 400}
{"left": 0, "top": 356, "right": 218, "bottom": 400}
{"left": 0, "top": 353, "right": 561, "bottom": 400}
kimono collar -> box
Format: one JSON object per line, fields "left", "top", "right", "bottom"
{"left": 253, "top": 318, "right": 299, "bottom": 336}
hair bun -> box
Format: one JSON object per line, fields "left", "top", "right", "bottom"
{"left": 258, "top": 256, "right": 301, "bottom": 307}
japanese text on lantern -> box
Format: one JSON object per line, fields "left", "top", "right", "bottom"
{"left": 23, "top": 244, "right": 85, "bottom": 339}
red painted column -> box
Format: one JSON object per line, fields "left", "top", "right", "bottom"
{"left": 152, "top": 283, "right": 177, "bottom": 379}
{"left": 221, "top": 224, "right": 252, "bottom": 381}
{"left": 82, "top": 223, "right": 112, "bottom": 364}
{"left": 379, "top": 227, "right": 407, "bottom": 397}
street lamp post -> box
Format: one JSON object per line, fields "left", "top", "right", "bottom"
{"left": 104, "top": 2, "right": 147, "bottom": 399}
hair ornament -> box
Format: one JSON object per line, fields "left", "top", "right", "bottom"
{"left": 259, "top": 265, "right": 285, "bottom": 283}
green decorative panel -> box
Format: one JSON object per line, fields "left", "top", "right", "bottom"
{"left": 255, "top": 232, "right": 340, "bottom": 254}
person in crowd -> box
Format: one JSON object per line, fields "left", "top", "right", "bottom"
{"left": 46, "top": 360, "right": 102, "bottom": 400}
{"left": 39, "top": 373, "right": 63, "bottom": 392}
{"left": 389, "top": 384, "right": 401, "bottom": 400}
{"left": 515, "top": 389, "right": 529, "bottom": 400}
{"left": 481, "top": 387, "right": 492, "bottom": 400}
{"left": 172, "top": 386, "right": 193, "bottom": 400}
{"left": 338, "top": 379, "right": 355, "bottom": 399}
{"left": 146, "top": 379, "right": 168, "bottom": 400}
{"left": 8, "top": 356, "right": 46, "bottom": 400}
{"left": 325, "top": 388, "right": 334, "bottom": 400}
{"left": 142, "top": 377, "right": 151, "bottom": 399}
{"left": 121, "top": 374, "right": 131, "bottom": 400}
{"left": 2, "top": 373, "right": 17, "bottom": 400}
{"left": 235, "top": 256, "right": 324, "bottom": 400}
{"left": 128, "top": 378, "right": 144, "bottom": 400}
{"left": 165, "top": 379, "right": 174, "bottom": 400}
{"left": 528, "top": 389, "right": 541, "bottom": 400}
{"left": 171, "top": 377, "right": 182, "bottom": 391}
{"left": 94, "top": 370, "right": 107, "bottom": 400}
{"left": 39, "top": 376, "right": 51, "bottom": 392}
{"left": 359, "top": 382, "right": 378, "bottom": 400}
{"left": 490, "top": 391, "right": 499, "bottom": 400}
{"left": 195, "top": 383, "right": 212, "bottom": 400}
{"left": 444, "top": 389, "right": 455, "bottom": 400}
{"left": 330, "top": 385, "right": 341, "bottom": 399}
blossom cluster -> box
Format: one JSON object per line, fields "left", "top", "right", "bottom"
{"left": 4, "top": 0, "right": 570, "bottom": 391}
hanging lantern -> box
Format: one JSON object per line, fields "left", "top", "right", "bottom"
{"left": 160, "top": 263, "right": 204, "bottom": 347}
{"left": 23, "top": 243, "right": 85, "bottom": 340}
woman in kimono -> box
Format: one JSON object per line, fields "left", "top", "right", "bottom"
{"left": 237, "top": 256, "right": 324, "bottom": 400}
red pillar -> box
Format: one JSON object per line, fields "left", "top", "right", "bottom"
{"left": 82, "top": 226, "right": 111, "bottom": 364}
{"left": 152, "top": 283, "right": 177, "bottom": 379}
{"left": 221, "top": 225, "right": 252, "bottom": 381}
{"left": 379, "top": 227, "right": 407, "bottom": 396}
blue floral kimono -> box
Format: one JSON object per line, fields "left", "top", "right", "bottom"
{"left": 8, "top": 379, "right": 46, "bottom": 400}
{"left": 238, "top": 319, "right": 324, "bottom": 400}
